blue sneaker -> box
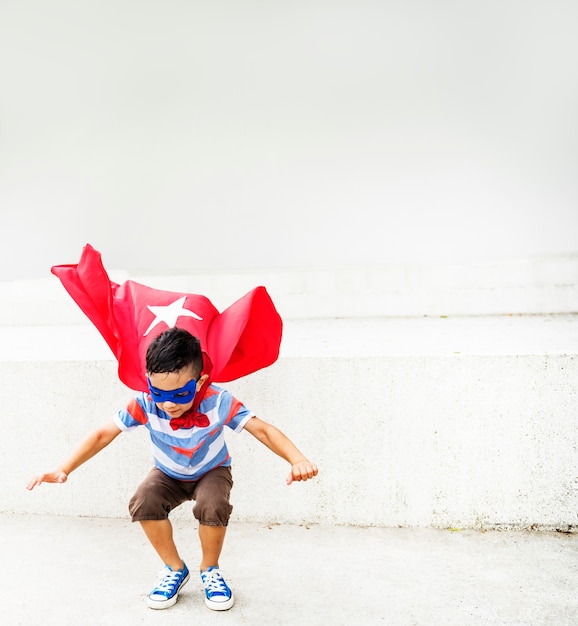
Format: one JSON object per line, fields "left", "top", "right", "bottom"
{"left": 200, "top": 567, "right": 234, "bottom": 610}
{"left": 147, "top": 563, "right": 190, "bottom": 609}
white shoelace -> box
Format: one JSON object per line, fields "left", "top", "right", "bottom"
{"left": 202, "top": 569, "right": 228, "bottom": 594}
{"left": 154, "top": 567, "right": 181, "bottom": 593}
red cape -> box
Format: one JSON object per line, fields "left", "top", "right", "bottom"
{"left": 52, "top": 244, "right": 283, "bottom": 399}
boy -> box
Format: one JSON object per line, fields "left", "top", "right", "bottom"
{"left": 27, "top": 327, "right": 318, "bottom": 611}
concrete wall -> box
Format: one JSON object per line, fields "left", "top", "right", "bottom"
{"left": 4, "top": 312, "right": 578, "bottom": 530}
{"left": 2, "top": 260, "right": 578, "bottom": 529}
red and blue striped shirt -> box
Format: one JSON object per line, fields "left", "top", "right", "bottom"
{"left": 113, "top": 384, "right": 254, "bottom": 481}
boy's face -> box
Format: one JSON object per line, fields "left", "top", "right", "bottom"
{"left": 147, "top": 366, "right": 207, "bottom": 418}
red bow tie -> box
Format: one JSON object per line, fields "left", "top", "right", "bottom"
{"left": 169, "top": 409, "right": 210, "bottom": 430}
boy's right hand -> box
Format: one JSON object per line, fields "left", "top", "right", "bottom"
{"left": 26, "top": 470, "right": 68, "bottom": 490}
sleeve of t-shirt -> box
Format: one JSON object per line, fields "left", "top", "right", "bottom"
{"left": 219, "top": 389, "right": 255, "bottom": 433}
{"left": 113, "top": 395, "right": 149, "bottom": 432}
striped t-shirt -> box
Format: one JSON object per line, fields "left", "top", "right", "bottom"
{"left": 113, "top": 384, "right": 254, "bottom": 481}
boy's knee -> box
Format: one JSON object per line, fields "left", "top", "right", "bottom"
{"left": 192, "top": 466, "right": 233, "bottom": 525}
{"left": 193, "top": 495, "right": 233, "bottom": 526}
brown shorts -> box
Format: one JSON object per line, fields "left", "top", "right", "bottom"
{"left": 128, "top": 465, "right": 234, "bottom": 527}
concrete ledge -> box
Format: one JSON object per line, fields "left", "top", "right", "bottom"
{"left": 4, "top": 315, "right": 578, "bottom": 529}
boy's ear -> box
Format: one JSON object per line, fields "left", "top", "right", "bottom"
{"left": 197, "top": 374, "right": 209, "bottom": 388}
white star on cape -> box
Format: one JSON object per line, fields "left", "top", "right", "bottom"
{"left": 143, "top": 296, "right": 203, "bottom": 336}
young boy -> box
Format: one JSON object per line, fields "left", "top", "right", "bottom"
{"left": 27, "top": 327, "right": 318, "bottom": 611}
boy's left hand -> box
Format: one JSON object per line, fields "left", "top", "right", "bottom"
{"left": 286, "top": 460, "right": 318, "bottom": 485}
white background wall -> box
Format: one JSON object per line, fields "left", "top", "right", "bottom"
{"left": 1, "top": 0, "right": 577, "bottom": 281}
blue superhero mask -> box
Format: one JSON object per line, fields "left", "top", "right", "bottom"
{"left": 147, "top": 377, "right": 198, "bottom": 404}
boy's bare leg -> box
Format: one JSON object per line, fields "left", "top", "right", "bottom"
{"left": 198, "top": 524, "right": 227, "bottom": 570}
{"left": 140, "top": 519, "right": 184, "bottom": 571}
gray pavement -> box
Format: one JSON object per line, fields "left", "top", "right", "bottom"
{"left": 3, "top": 513, "right": 577, "bottom": 626}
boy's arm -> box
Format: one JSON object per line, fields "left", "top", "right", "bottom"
{"left": 26, "top": 419, "right": 122, "bottom": 490}
{"left": 243, "top": 416, "right": 318, "bottom": 485}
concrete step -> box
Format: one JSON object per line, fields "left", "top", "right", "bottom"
{"left": 0, "top": 255, "right": 577, "bottom": 326}
{"left": 0, "top": 313, "right": 577, "bottom": 360}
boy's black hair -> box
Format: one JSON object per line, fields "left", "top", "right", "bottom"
{"left": 146, "top": 327, "right": 204, "bottom": 376}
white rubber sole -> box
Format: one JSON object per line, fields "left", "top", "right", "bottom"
{"left": 205, "top": 593, "right": 234, "bottom": 611}
{"left": 146, "top": 572, "right": 190, "bottom": 610}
